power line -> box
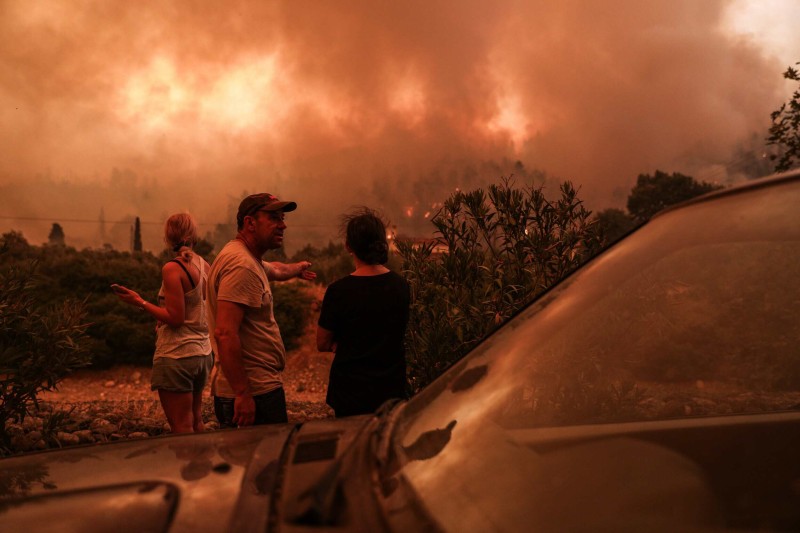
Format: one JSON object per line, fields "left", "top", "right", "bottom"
{"left": 0, "top": 215, "right": 161, "bottom": 225}
{"left": 0, "top": 215, "right": 334, "bottom": 228}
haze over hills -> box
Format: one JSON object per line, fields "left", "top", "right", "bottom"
{"left": 1, "top": 0, "right": 798, "bottom": 252}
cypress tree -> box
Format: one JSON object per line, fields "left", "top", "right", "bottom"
{"left": 133, "top": 217, "right": 142, "bottom": 252}
{"left": 48, "top": 223, "right": 65, "bottom": 246}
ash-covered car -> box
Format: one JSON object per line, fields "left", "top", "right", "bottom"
{"left": 2, "top": 171, "right": 800, "bottom": 532}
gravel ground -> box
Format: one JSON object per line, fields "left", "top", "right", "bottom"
{"left": 6, "top": 320, "right": 334, "bottom": 455}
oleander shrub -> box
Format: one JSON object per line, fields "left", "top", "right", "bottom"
{"left": 397, "top": 178, "right": 602, "bottom": 393}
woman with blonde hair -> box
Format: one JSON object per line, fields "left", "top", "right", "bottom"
{"left": 112, "top": 213, "right": 212, "bottom": 433}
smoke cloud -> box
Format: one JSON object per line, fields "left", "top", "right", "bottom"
{"left": 0, "top": 0, "right": 794, "bottom": 251}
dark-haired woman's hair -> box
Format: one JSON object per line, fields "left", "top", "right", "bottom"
{"left": 341, "top": 207, "right": 389, "bottom": 265}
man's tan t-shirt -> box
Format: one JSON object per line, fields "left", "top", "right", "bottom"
{"left": 207, "top": 239, "right": 285, "bottom": 397}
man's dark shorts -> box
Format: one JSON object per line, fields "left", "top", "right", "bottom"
{"left": 214, "top": 387, "right": 288, "bottom": 428}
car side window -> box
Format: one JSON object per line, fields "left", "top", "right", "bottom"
{"left": 510, "top": 239, "right": 800, "bottom": 428}
{"left": 497, "top": 184, "right": 800, "bottom": 428}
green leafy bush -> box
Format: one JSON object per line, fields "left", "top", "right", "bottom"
{"left": 41, "top": 247, "right": 161, "bottom": 367}
{"left": 272, "top": 282, "right": 314, "bottom": 351}
{"left": 0, "top": 259, "right": 90, "bottom": 453}
{"left": 289, "top": 242, "right": 353, "bottom": 286}
{"left": 396, "top": 178, "right": 602, "bottom": 393}
{"left": 0, "top": 232, "right": 317, "bottom": 368}
{"left": 0, "top": 236, "right": 163, "bottom": 367}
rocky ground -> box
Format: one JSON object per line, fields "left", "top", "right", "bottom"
{"left": 5, "top": 321, "right": 334, "bottom": 455}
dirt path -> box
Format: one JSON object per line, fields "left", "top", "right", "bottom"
{"left": 7, "top": 289, "right": 335, "bottom": 453}
{"left": 40, "top": 316, "right": 335, "bottom": 422}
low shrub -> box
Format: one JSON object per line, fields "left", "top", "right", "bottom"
{"left": 272, "top": 282, "right": 315, "bottom": 351}
{"left": 0, "top": 258, "right": 90, "bottom": 454}
{"left": 289, "top": 242, "right": 352, "bottom": 286}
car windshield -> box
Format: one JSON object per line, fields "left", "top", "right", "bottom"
{"left": 390, "top": 178, "right": 800, "bottom": 531}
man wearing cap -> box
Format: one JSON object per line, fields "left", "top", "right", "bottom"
{"left": 208, "top": 193, "right": 316, "bottom": 427}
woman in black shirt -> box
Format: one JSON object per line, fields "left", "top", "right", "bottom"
{"left": 317, "top": 208, "right": 410, "bottom": 417}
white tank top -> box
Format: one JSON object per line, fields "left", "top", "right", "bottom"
{"left": 153, "top": 253, "right": 212, "bottom": 359}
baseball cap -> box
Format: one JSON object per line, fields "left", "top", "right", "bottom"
{"left": 236, "top": 193, "right": 297, "bottom": 227}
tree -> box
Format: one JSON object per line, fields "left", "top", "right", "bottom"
{"left": 594, "top": 208, "right": 636, "bottom": 245}
{"left": 193, "top": 237, "right": 215, "bottom": 261}
{"left": 209, "top": 223, "right": 236, "bottom": 253}
{"left": 627, "top": 170, "right": 723, "bottom": 223}
{"left": 132, "top": 217, "right": 142, "bottom": 252}
{"left": 0, "top": 231, "right": 31, "bottom": 260}
{"left": 47, "top": 223, "right": 65, "bottom": 246}
{"left": 767, "top": 63, "right": 800, "bottom": 172}
{"left": 396, "top": 178, "right": 602, "bottom": 392}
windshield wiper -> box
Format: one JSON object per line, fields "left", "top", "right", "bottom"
{"left": 371, "top": 399, "right": 405, "bottom": 478}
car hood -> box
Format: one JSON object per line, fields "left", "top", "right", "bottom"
{"left": 0, "top": 415, "right": 372, "bottom": 532}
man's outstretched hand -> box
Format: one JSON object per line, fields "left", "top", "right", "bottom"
{"left": 296, "top": 261, "right": 317, "bottom": 281}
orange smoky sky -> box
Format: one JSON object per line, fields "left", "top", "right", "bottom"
{"left": 0, "top": 0, "right": 797, "bottom": 251}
